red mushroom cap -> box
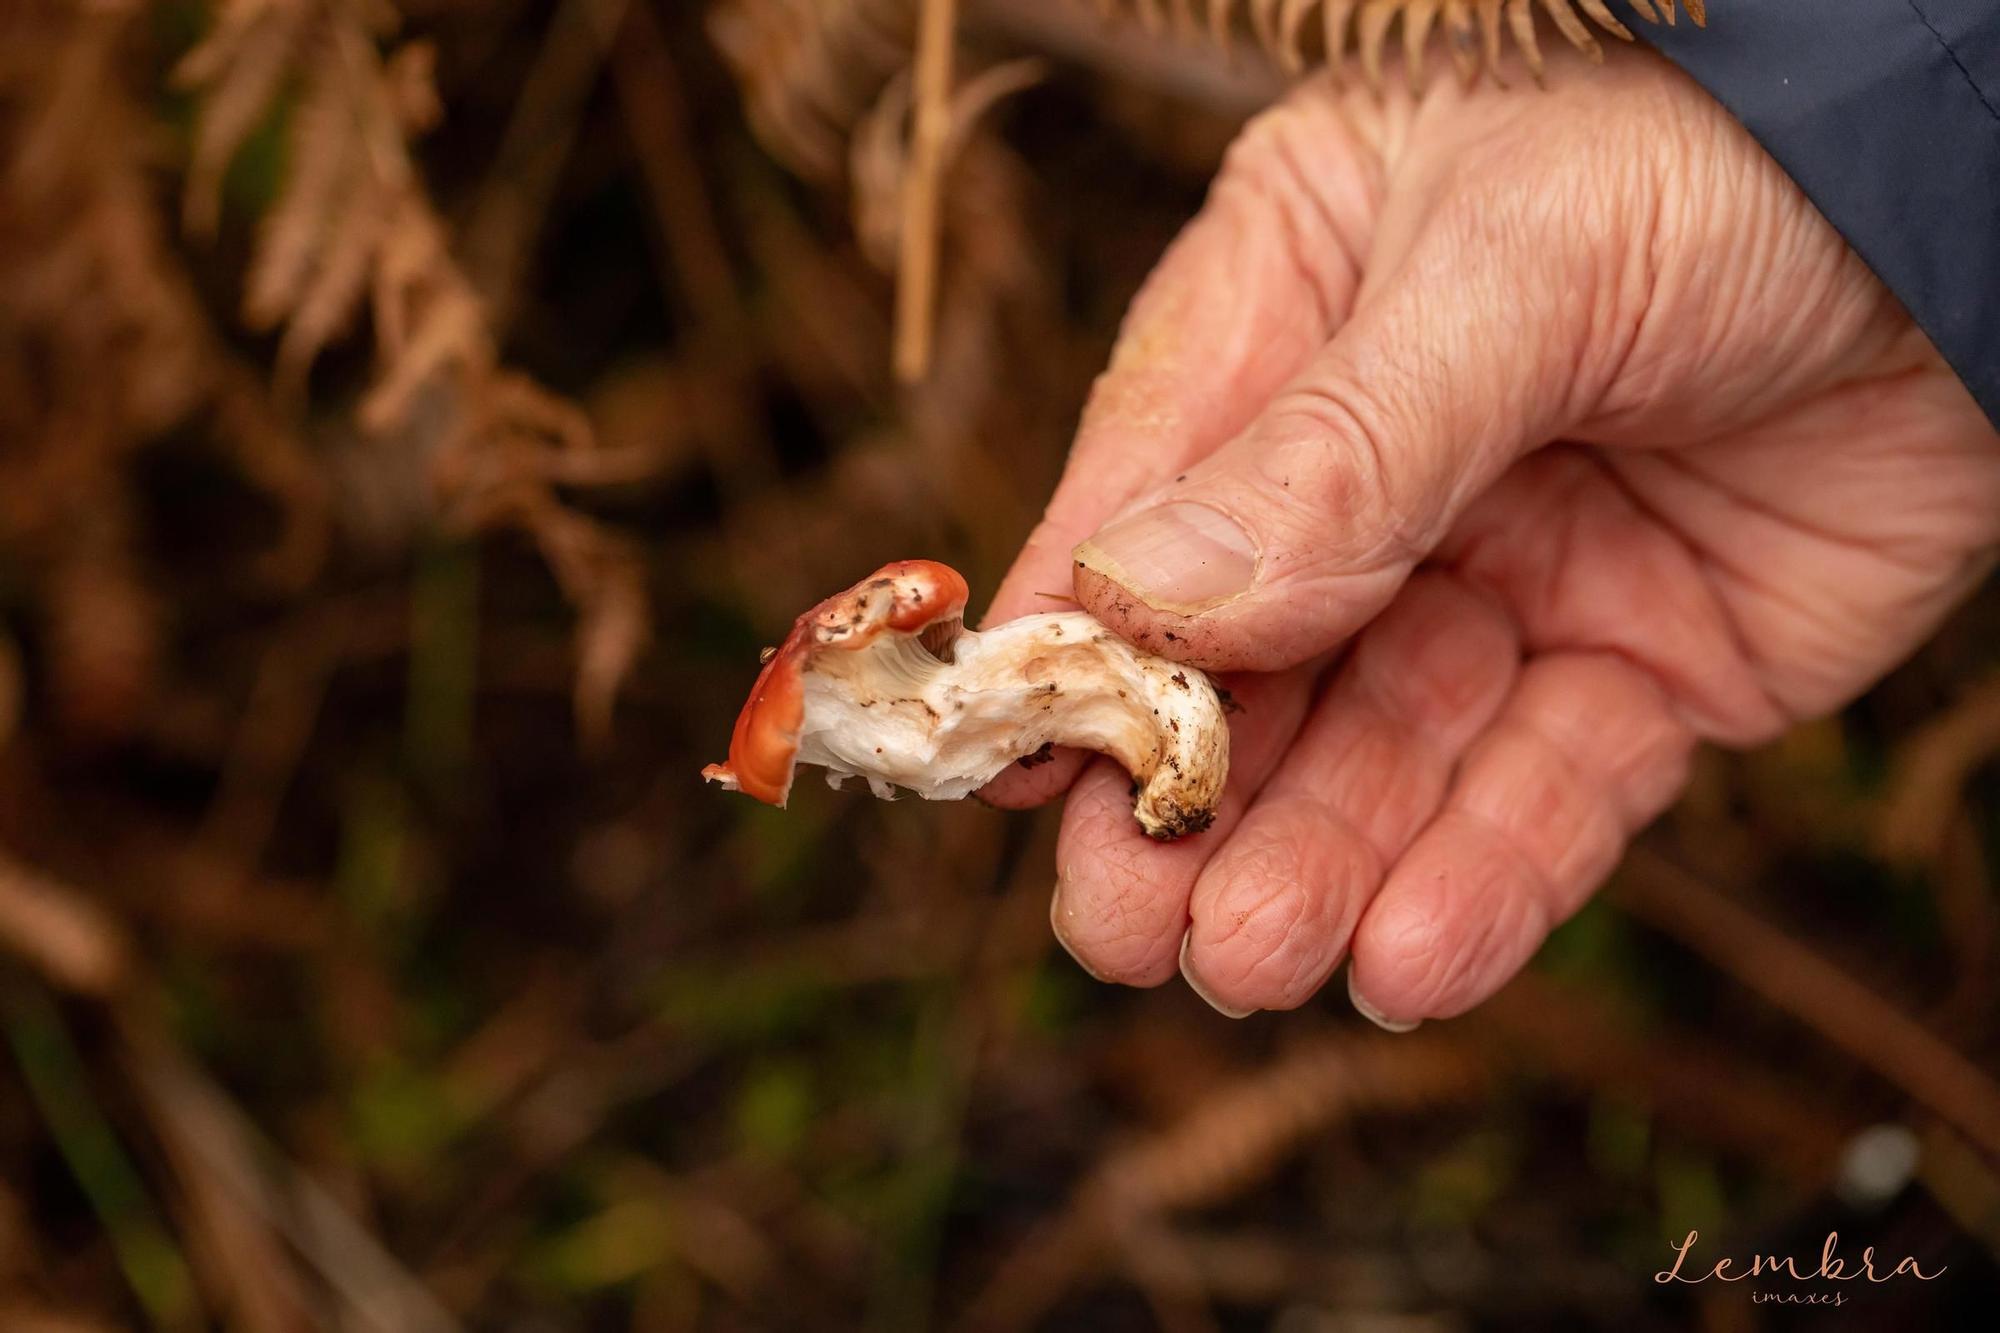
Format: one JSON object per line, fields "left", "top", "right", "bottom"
{"left": 702, "top": 560, "right": 971, "bottom": 805}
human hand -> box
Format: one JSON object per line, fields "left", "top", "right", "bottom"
{"left": 979, "top": 48, "right": 2000, "bottom": 1023}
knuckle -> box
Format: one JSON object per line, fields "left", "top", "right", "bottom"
{"left": 1198, "top": 842, "right": 1309, "bottom": 982}
{"left": 1364, "top": 828, "right": 1548, "bottom": 1016}
{"left": 1460, "top": 723, "right": 1622, "bottom": 896}
{"left": 1354, "top": 576, "right": 1518, "bottom": 737}
{"left": 1198, "top": 799, "right": 1363, "bottom": 1006}
{"left": 1215, "top": 99, "right": 1370, "bottom": 321}
{"left": 1255, "top": 384, "right": 1413, "bottom": 563}
{"left": 1224, "top": 96, "right": 1343, "bottom": 197}
{"left": 1511, "top": 654, "right": 1693, "bottom": 831}
{"left": 1360, "top": 891, "right": 1456, "bottom": 1007}
{"left": 1067, "top": 862, "right": 1179, "bottom": 983}
{"left": 1058, "top": 789, "right": 1187, "bottom": 984}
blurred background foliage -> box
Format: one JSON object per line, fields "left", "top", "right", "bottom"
{"left": 0, "top": 1, "right": 1996, "bottom": 1329}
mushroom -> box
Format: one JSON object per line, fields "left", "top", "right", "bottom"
{"left": 702, "top": 560, "right": 1230, "bottom": 839}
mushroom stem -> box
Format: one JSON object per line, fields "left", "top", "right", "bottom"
{"left": 798, "top": 612, "right": 1228, "bottom": 838}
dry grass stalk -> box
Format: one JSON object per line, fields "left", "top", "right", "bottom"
{"left": 140, "top": 1066, "right": 318, "bottom": 1333}
{"left": 122, "top": 1027, "right": 463, "bottom": 1333}
{"left": 847, "top": 60, "right": 1059, "bottom": 572}
{"left": 850, "top": 59, "right": 1048, "bottom": 271}
{"left": 709, "top": 0, "right": 1699, "bottom": 188}
{"left": 0, "top": 874, "right": 457, "bottom": 1333}
{"left": 0, "top": 848, "right": 130, "bottom": 998}
{"left": 0, "top": 634, "right": 19, "bottom": 753}
{"left": 894, "top": 0, "right": 960, "bottom": 380}
{"left": 717, "top": 1, "right": 1707, "bottom": 384}
{"left": 854, "top": 55, "right": 1046, "bottom": 394}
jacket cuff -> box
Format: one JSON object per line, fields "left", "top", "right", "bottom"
{"left": 1631, "top": 0, "right": 2000, "bottom": 427}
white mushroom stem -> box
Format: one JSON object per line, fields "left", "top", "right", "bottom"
{"left": 795, "top": 612, "right": 1230, "bottom": 839}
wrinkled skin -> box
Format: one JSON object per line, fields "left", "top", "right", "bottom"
{"left": 978, "top": 48, "right": 2000, "bottom": 1023}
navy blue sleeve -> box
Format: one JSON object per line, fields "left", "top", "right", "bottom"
{"left": 1627, "top": 1, "right": 2000, "bottom": 426}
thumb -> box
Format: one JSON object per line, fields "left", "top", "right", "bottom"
{"left": 1071, "top": 212, "right": 1602, "bottom": 672}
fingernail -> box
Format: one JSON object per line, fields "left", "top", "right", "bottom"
{"left": 1348, "top": 969, "right": 1420, "bottom": 1033}
{"left": 1075, "top": 502, "right": 1257, "bottom": 614}
{"left": 1180, "top": 928, "right": 1254, "bottom": 1019}
{"left": 1051, "top": 877, "right": 1111, "bottom": 982}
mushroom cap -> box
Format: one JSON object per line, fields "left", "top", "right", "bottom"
{"left": 701, "top": 560, "right": 971, "bottom": 804}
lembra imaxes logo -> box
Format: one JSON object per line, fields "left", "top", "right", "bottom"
{"left": 1655, "top": 1230, "right": 1945, "bottom": 1307}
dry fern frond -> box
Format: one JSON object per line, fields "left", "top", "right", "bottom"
{"left": 1084, "top": 0, "right": 1705, "bottom": 92}
{"left": 182, "top": 5, "right": 473, "bottom": 410}
{"left": 176, "top": 1, "right": 655, "bottom": 731}
{"left": 1, "top": 0, "right": 328, "bottom": 738}
{"left": 709, "top": 0, "right": 918, "bottom": 180}
{"left": 1084, "top": 1033, "right": 1481, "bottom": 1217}
{"left": 219, "top": 24, "right": 456, "bottom": 400}
{"left": 357, "top": 191, "right": 494, "bottom": 431}
{"left": 431, "top": 373, "right": 652, "bottom": 747}
{"left": 181, "top": 5, "right": 475, "bottom": 408}
{"left": 175, "top": 0, "right": 313, "bottom": 237}
{"left": 850, "top": 57, "right": 1047, "bottom": 272}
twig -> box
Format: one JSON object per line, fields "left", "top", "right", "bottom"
{"left": 1613, "top": 848, "right": 2000, "bottom": 1160}
{"left": 1474, "top": 973, "right": 1851, "bottom": 1181}
{"left": 1878, "top": 670, "right": 2000, "bottom": 864}
{"left": 959, "top": 1033, "right": 1483, "bottom": 1330}
{"left": 1929, "top": 813, "right": 1997, "bottom": 1027}
{"left": 1, "top": 630, "right": 21, "bottom": 750}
